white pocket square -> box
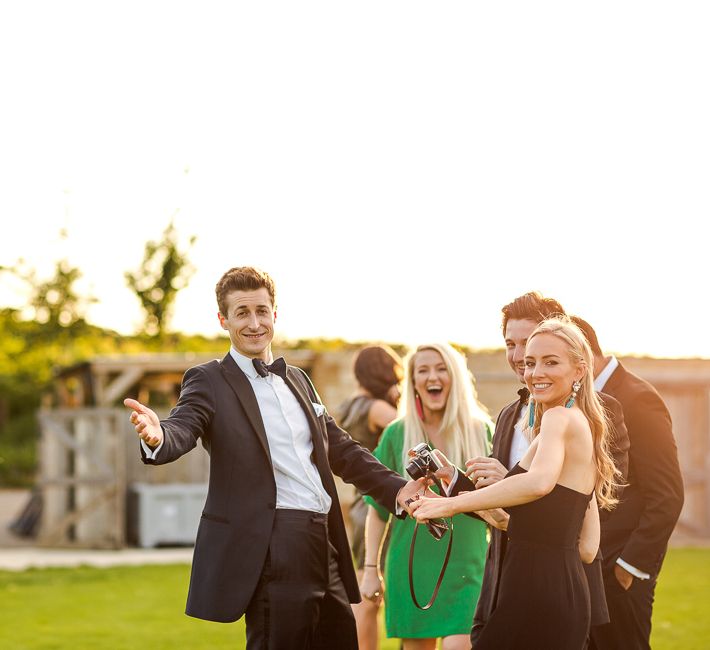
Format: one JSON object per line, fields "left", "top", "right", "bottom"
{"left": 312, "top": 402, "right": 326, "bottom": 417}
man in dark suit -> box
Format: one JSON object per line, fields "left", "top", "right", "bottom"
{"left": 573, "top": 317, "right": 684, "bottom": 650}
{"left": 124, "top": 266, "right": 423, "bottom": 650}
{"left": 448, "top": 292, "right": 629, "bottom": 646}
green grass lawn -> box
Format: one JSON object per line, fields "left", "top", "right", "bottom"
{"left": 0, "top": 547, "right": 707, "bottom": 649}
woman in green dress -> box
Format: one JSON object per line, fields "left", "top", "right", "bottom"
{"left": 362, "top": 343, "right": 503, "bottom": 650}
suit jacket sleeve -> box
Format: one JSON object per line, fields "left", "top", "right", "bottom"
{"left": 141, "top": 365, "right": 216, "bottom": 465}
{"left": 620, "top": 389, "right": 684, "bottom": 574}
{"left": 449, "top": 471, "right": 477, "bottom": 497}
{"left": 365, "top": 423, "right": 402, "bottom": 522}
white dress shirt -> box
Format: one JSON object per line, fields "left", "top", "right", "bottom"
{"left": 594, "top": 354, "right": 650, "bottom": 581}
{"left": 593, "top": 354, "right": 619, "bottom": 393}
{"left": 143, "top": 347, "right": 331, "bottom": 514}
{"left": 508, "top": 407, "right": 530, "bottom": 469}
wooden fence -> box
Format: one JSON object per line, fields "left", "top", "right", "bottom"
{"left": 36, "top": 407, "right": 209, "bottom": 548}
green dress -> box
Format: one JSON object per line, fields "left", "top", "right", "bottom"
{"left": 365, "top": 418, "right": 490, "bottom": 639}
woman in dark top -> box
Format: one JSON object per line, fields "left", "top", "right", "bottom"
{"left": 337, "top": 344, "right": 403, "bottom": 650}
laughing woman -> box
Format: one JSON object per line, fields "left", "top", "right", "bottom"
{"left": 361, "top": 343, "right": 494, "bottom": 650}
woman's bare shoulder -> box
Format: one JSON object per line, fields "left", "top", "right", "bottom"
{"left": 540, "top": 405, "right": 573, "bottom": 427}
{"left": 368, "top": 399, "right": 397, "bottom": 430}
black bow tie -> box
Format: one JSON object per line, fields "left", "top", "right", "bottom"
{"left": 252, "top": 357, "right": 288, "bottom": 380}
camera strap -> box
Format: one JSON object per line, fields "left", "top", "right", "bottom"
{"left": 408, "top": 518, "right": 454, "bottom": 610}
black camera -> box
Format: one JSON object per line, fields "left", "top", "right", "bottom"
{"left": 405, "top": 443, "right": 449, "bottom": 541}
{"left": 406, "top": 442, "right": 444, "bottom": 480}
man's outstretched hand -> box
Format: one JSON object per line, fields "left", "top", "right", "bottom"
{"left": 124, "top": 398, "right": 163, "bottom": 448}
{"left": 396, "top": 478, "right": 439, "bottom": 516}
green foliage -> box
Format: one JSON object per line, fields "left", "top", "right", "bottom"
{"left": 0, "top": 304, "right": 227, "bottom": 486}
{"left": 1, "top": 256, "right": 97, "bottom": 334}
{"left": 0, "top": 414, "right": 37, "bottom": 485}
{"left": 0, "top": 548, "right": 707, "bottom": 649}
{"left": 0, "top": 250, "right": 101, "bottom": 419}
{"left": 0, "top": 250, "right": 99, "bottom": 487}
{"left": 125, "top": 220, "right": 196, "bottom": 337}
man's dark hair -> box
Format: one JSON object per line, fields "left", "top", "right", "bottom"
{"left": 354, "top": 345, "right": 403, "bottom": 404}
{"left": 570, "top": 315, "right": 603, "bottom": 356}
{"left": 501, "top": 292, "right": 566, "bottom": 333}
{"left": 215, "top": 267, "right": 276, "bottom": 315}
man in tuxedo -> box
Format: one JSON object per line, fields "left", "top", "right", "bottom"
{"left": 450, "top": 292, "right": 630, "bottom": 646}
{"left": 573, "top": 317, "right": 684, "bottom": 650}
{"left": 124, "top": 266, "right": 423, "bottom": 650}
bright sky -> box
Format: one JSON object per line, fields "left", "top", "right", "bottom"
{"left": 1, "top": 3, "right": 708, "bottom": 358}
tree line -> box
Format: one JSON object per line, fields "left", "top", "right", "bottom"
{"left": 0, "top": 222, "right": 219, "bottom": 487}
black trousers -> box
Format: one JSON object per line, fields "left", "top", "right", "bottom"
{"left": 244, "top": 509, "right": 358, "bottom": 650}
{"left": 588, "top": 542, "right": 664, "bottom": 650}
{"left": 588, "top": 573, "right": 657, "bottom": 650}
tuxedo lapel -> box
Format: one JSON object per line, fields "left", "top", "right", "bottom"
{"left": 495, "top": 408, "right": 517, "bottom": 467}
{"left": 283, "top": 368, "right": 329, "bottom": 468}
{"left": 219, "top": 354, "right": 272, "bottom": 465}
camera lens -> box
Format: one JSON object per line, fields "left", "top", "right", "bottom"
{"left": 406, "top": 457, "right": 426, "bottom": 480}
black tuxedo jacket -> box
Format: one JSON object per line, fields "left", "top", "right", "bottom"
{"left": 141, "top": 353, "right": 406, "bottom": 623}
{"left": 461, "top": 388, "right": 630, "bottom": 642}
{"left": 597, "top": 362, "right": 684, "bottom": 576}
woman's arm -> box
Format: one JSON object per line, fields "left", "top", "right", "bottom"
{"left": 412, "top": 408, "right": 569, "bottom": 521}
{"left": 579, "top": 493, "right": 600, "bottom": 564}
{"left": 360, "top": 506, "right": 389, "bottom": 606}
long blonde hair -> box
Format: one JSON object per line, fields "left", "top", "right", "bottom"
{"left": 526, "top": 317, "right": 619, "bottom": 510}
{"left": 401, "top": 343, "right": 492, "bottom": 470}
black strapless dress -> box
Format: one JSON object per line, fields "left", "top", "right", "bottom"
{"left": 476, "top": 464, "right": 592, "bottom": 650}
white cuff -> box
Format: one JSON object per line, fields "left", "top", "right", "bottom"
{"left": 443, "top": 469, "right": 459, "bottom": 496}
{"left": 141, "top": 438, "right": 164, "bottom": 460}
{"left": 616, "top": 557, "right": 650, "bottom": 580}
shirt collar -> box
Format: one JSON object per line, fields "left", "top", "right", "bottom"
{"left": 229, "top": 347, "right": 273, "bottom": 379}
{"left": 594, "top": 355, "right": 619, "bottom": 391}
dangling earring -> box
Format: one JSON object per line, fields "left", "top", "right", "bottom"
{"left": 565, "top": 381, "right": 581, "bottom": 408}
{"left": 527, "top": 399, "right": 535, "bottom": 428}
{"left": 415, "top": 393, "right": 424, "bottom": 420}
